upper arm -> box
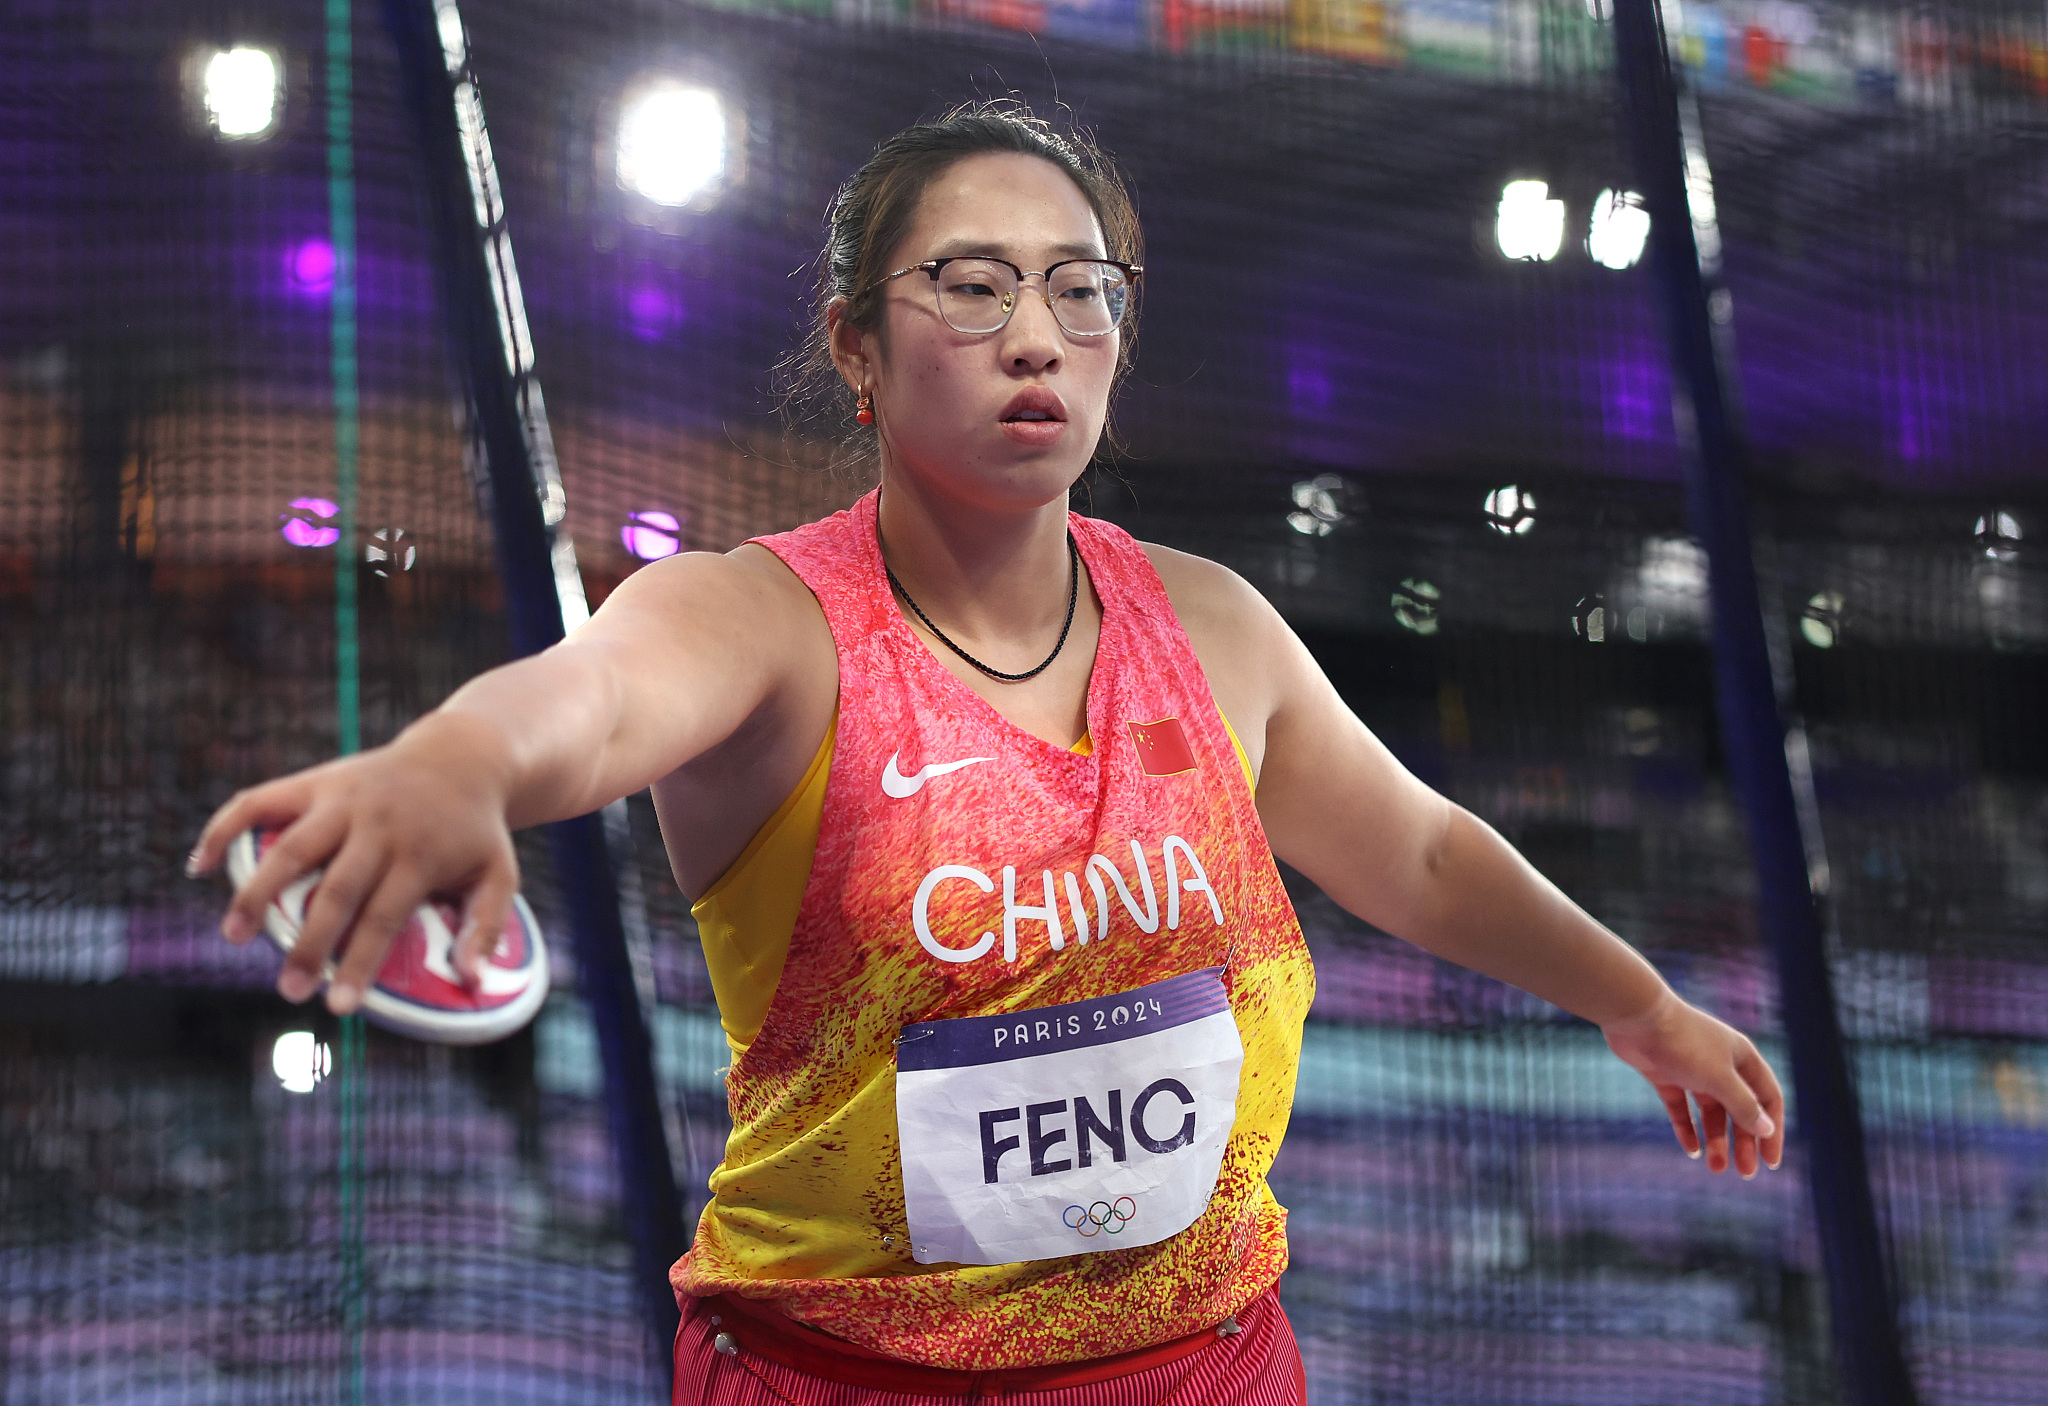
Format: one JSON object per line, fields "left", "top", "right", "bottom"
{"left": 543, "top": 544, "right": 835, "bottom": 798}
{"left": 1145, "top": 543, "right": 1453, "bottom": 936}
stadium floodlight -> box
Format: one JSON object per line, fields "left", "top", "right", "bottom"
{"left": 202, "top": 47, "right": 280, "bottom": 140}
{"left": 1496, "top": 180, "right": 1565, "bottom": 262}
{"left": 616, "top": 81, "right": 726, "bottom": 207}
{"left": 1588, "top": 189, "right": 1650, "bottom": 270}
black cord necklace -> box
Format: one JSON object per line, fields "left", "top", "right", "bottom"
{"left": 885, "top": 535, "right": 1080, "bottom": 684}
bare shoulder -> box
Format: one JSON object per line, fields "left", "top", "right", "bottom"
{"left": 1138, "top": 542, "right": 1292, "bottom": 755}
{"left": 570, "top": 541, "right": 836, "bottom": 724}
{"left": 584, "top": 542, "right": 821, "bottom": 646}
{"left": 1139, "top": 541, "right": 1286, "bottom": 653}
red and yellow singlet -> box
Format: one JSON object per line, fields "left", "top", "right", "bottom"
{"left": 669, "top": 490, "right": 1315, "bottom": 1370}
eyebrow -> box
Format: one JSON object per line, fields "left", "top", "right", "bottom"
{"left": 924, "top": 239, "right": 1107, "bottom": 262}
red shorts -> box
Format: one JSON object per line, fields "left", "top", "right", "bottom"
{"left": 672, "top": 1285, "right": 1307, "bottom": 1405}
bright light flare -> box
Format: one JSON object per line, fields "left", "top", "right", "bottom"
{"left": 1588, "top": 189, "right": 1650, "bottom": 270}
{"left": 271, "top": 1031, "right": 331, "bottom": 1094}
{"left": 616, "top": 83, "right": 726, "bottom": 207}
{"left": 203, "top": 47, "right": 280, "bottom": 139}
{"left": 1496, "top": 180, "right": 1565, "bottom": 262}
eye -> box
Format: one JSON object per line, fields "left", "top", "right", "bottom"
{"left": 1051, "top": 265, "right": 1122, "bottom": 304}
{"left": 938, "top": 260, "right": 1011, "bottom": 299}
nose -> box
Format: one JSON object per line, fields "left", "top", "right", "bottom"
{"left": 1000, "top": 274, "right": 1063, "bottom": 373}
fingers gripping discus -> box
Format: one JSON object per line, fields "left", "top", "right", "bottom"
{"left": 228, "top": 829, "right": 550, "bottom": 1044}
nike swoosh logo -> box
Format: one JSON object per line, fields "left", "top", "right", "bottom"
{"left": 882, "top": 752, "right": 993, "bottom": 799}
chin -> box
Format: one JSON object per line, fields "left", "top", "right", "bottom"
{"left": 896, "top": 436, "right": 1099, "bottom": 514}
{"left": 974, "top": 452, "right": 1097, "bottom": 512}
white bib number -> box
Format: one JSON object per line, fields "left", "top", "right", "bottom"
{"left": 894, "top": 968, "right": 1242, "bottom": 1266}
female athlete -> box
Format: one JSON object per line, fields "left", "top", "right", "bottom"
{"left": 192, "top": 102, "right": 1784, "bottom": 1404}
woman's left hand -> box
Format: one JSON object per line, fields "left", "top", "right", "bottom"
{"left": 1601, "top": 992, "right": 1785, "bottom": 1177}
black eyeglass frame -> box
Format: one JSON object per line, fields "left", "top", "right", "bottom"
{"left": 861, "top": 256, "right": 1144, "bottom": 338}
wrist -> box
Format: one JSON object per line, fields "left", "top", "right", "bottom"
{"left": 392, "top": 710, "right": 521, "bottom": 811}
{"left": 1594, "top": 980, "right": 1683, "bottom": 1039}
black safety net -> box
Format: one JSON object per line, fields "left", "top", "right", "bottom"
{"left": 2, "top": 0, "right": 2042, "bottom": 1402}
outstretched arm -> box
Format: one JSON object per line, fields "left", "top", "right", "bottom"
{"left": 1161, "top": 550, "right": 1784, "bottom": 1178}
{"left": 188, "top": 547, "right": 823, "bottom": 1015}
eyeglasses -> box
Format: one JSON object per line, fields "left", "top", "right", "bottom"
{"left": 863, "top": 256, "right": 1142, "bottom": 338}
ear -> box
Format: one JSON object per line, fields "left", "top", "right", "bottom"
{"left": 826, "top": 297, "right": 870, "bottom": 395}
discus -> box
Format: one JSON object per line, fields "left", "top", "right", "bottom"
{"left": 226, "top": 828, "right": 550, "bottom": 1045}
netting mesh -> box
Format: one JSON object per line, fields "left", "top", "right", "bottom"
{"left": 3, "top": 0, "right": 2043, "bottom": 1402}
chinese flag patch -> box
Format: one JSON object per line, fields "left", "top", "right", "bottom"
{"left": 1127, "top": 717, "right": 1197, "bottom": 776}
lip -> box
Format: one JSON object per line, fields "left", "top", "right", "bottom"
{"left": 998, "top": 387, "right": 1068, "bottom": 425}
{"left": 1000, "top": 417, "right": 1067, "bottom": 448}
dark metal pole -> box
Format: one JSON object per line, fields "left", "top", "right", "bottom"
{"left": 380, "top": 0, "right": 685, "bottom": 1373}
{"left": 1607, "top": 4, "right": 1915, "bottom": 1403}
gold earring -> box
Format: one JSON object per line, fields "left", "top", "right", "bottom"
{"left": 855, "top": 389, "right": 873, "bottom": 426}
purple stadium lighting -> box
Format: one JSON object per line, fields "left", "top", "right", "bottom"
{"left": 627, "top": 283, "right": 681, "bottom": 340}
{"left": 621, "top": 509, "right": 683, "bottom": 561}
{"left": 288, "top": 239, "right": 337, "bottom": 294}
{"left": 280, "top": 497, "right": 341, "bottom": 548}
{"left": 1599, "top": 352, "right": 1665, "bottom": 441}
{"left": 1287, "top": 362, "right": 1333, "bottom": 414}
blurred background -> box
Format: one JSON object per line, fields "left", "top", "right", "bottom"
{"left": 2, "top": 0, "right": 2044, "bottom": 1401}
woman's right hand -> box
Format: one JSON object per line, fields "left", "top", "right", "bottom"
{"left": 187, "top": 711, "right": 525, "bottom": 1015}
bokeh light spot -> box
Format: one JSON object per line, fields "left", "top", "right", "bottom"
{"left": 366, "top": 527, "right": 416, "bottom": 575}
{"left": 1801, "top": 590, "right": 1845, "bottom": 648}
{"left": 280, "top": 497, "right": 340, "bottom": 549}
{"left": 1588, "top": 189, "right": 1650, "bottom": 270}
{"left": 1484, "top": 485, "right": 1537, "bottom": 535}
{"left": 289, "top": 239, "right": 336, "bottom": 294}
{"left": 1496, "top": 180, "right": 1565, "bottom": 262}
{"left": 622, "top": 509, "right": 683, "bottom": 561}
{"left": 271, "top": 1031, "right": 330, "bottom": 1094}
{"left": 1974, "top": 510, "right": 2021, "bottom": 561}
{"left": 1393, "top": 578, "right": 1441, "bottom": 635}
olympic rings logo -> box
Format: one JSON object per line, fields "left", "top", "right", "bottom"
{"left": 1063, "top": 1197, "right": 1138, "bottom": 1238}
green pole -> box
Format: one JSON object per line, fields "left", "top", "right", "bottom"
{"left": 326, "top": 0, "right": 366, "bottom": 1401}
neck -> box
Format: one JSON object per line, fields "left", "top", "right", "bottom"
{"left": 875, "top": 472, "right": 1076, "bottom": 645}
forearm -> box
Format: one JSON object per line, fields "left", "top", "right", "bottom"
{"left": 407, "top": 641, "right": 630, "bottom": 829}
{"left": 1395, "top": 805, "right": 1671, "bottom": 1027}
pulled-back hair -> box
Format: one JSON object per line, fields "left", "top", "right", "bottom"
{"left": 781, "top": 99, "right": 1143, "bottom": 464}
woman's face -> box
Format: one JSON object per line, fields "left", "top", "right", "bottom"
{"left": 840, "top": 152, "right": 1121, "bottom": 515}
